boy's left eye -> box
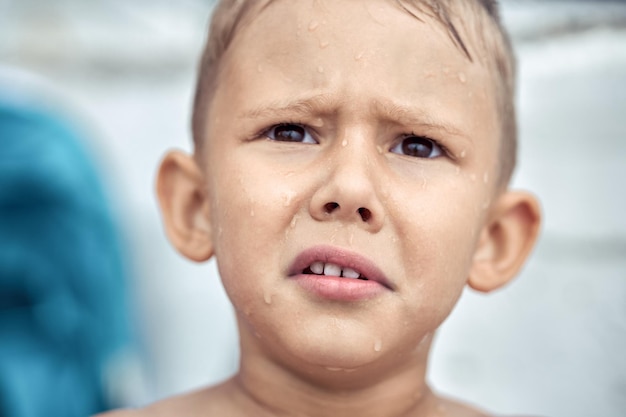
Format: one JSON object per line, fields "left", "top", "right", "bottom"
{"left": 390, "top": 135, "right": 443, "bottom": 159}
{"left": 265, "top": 123, "right": 317, "bottom": 144}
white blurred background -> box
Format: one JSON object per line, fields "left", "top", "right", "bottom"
{"left": 1, "top": 1, "right": 625, "bottom": 416}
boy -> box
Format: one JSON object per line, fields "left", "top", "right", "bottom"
{"left": 103, "top": 0, "right": 541, "bottom": 415}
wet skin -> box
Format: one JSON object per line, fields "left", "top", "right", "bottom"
{"left": 108, "top": 0, "right": 534, "bottom": 416}
{"left": 202, "top": 0, "right": 499, "bottom": 380}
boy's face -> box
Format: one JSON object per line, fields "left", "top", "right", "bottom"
{"left": 201, "top": 0, "right": 500, "bottom": 370}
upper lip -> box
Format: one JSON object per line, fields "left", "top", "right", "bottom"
{"left": 288, "top": 245, "right": 395, "bottom": 290}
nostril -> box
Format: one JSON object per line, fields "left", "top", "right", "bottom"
{"left": 358, "top": 207, "right": 371, "bottom": 222}
{"left": 324, "top": 202, "right": 339, "bottom": 214}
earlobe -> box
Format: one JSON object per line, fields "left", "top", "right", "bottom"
{"left": 468, "top": 191, "right": 541, "bottom": 292}
{"left": 156, "top": 150, "right": 213, "bottom": 262}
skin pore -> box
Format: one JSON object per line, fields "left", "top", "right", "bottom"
{"left": 102, "top": 0, "right": 541, "bottom": 416}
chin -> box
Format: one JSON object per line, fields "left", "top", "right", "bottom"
{"left": 274, "top": 322, "right": 398, "bottom": 374}
{"left": 300, "top": 343, "right": 381, "bottom": 371}
{"left": 275, "top": 336, "right": 419, "bottom": 390}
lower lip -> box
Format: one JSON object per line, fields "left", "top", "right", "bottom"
{"left": 293, "top": 274, "right": 388, "bottom": 301}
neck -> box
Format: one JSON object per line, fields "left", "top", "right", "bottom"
{"left": 233, "top": 323, "right": 439, "bottom": 417}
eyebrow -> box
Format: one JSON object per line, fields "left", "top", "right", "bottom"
{"left": 240, "top": 94, "right": 336, "bottom": 120}
{"left": 240, "top": 94, "right": 469, "bottom": 140}
{"left": 373, "top": 100, "right": 469, "bottom": 139}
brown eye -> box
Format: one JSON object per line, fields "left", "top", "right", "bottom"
{"left": 391, "top": 135, "right": 442, "bottom": 158}
{"left": 266, "top": 124, "right": 316, "bottom": 143}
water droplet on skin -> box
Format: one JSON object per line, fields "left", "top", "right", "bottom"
{"left": 308, "top": 20, "right": 319, "bottom": 31}
{"left": 264, "top": 292, "right": 272, "bottom": 305}
{"left": 283, "top": 191, "right": 296, "bottom": 207}
{"left": 458, "top": 72, "right": 466, "bottom": 83}
{"left": 349, "top": 231, "right": 354, "bottom": 246}
{"left": 376, "top": 145, "right": 383, "bottom": 154}
{"left": 310, "top": 118, "right": 324, "bottom": 127}
{"left": 460, "top": 150, "right": 466, "bottom": 158}
{"left": 319, "top": 40, "right": 330, "bottom": 48}
{"left": 483, "top": 172, "right": 489, "bottom": 184}
{"left": 330, "top": 228, "right": 338, "bottom": 244}
{"left": 317, "top": 66, "right": 324, "bottom": 73}
{"left": 290, "top": 215, "right": 299, "bottom": 228}
{"left": 341, "top": 139, "right": 348, "bottom": 147}
{"left": 374, "top": 340, "right": 382, "bottom": 352}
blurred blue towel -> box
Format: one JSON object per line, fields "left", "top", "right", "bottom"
{"left": 0, "top": 99, "right": 131, "bottom": 416}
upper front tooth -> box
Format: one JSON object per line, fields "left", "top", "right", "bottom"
{"left": 323, "top": 262, "right": 342, "bottom": 277}
{"left": 310, "top": 262, "right": 324, "bottom": 275}
{"left": 342, "top": 267, "right": 360, "bottom": 279}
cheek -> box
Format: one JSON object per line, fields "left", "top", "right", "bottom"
{"left": 205, "top": 151, "right": 306, "bottom": 303}
{"left": 395, "top": 180, "right": 487, "bottom": 318}
{"left": 209, "top": 151, "right": 296, "bottom": 234}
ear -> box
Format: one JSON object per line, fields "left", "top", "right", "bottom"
{"left": 468, "top": 191, "right": 541, "bottom": 292}
{"left": 156, "top": 150, "right": 213, "bottom": 262}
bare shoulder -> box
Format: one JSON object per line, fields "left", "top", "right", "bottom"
{"left": 439, "top": 397, "right": 547, "bottom": 417}
{"left": 436, "top": 397, "right": 541, "bottom": 417}
{"left": 436, "top": 396, "right": 495, "bottom": 417}
{"left": 94, "top": 380, "right": 237, "bottom": 417}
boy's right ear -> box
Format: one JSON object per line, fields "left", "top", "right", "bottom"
{"left": 156, "top": 150, "right": 213, "bottom": 262}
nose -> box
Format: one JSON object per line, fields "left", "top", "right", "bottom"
{"left": 309, "top": 140, "right": 385, "bottom": 233}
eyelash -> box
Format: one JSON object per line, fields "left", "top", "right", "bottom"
{"left": 261, "top": 123, "right": 447, "bottom": 159}
{"left": 390, "top": 133, "right": 446, "bottom": 159}
{"left": 262, "top": 122, "right": 317, "bottom": 144}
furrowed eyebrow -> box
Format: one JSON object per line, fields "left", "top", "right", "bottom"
{"left": 374, "top": 100, "right": 469, "bottom": 140}
{"left": 240, "top": 94, "right": 336, "bottom": 120}
{"left": 239, "top": 94, "right": 470, "bottom": 142}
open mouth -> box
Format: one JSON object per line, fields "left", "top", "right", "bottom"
{"left": 289, "top": 245, "right": 394, "bottom": 293}
{"left": 290, "top": 246, "right": 393, "bottom": 300}
{"left": 303, "top": 262, "right": 369, "bottom": 280}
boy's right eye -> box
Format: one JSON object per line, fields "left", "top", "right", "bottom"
{"left": 265, "top": 123, "right": 316, "bottom": 144}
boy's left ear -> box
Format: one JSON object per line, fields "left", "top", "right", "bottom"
{"left": 468, "top": 191, "right": 541, "bottom": 292}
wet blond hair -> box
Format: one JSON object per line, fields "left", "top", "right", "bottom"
{"left": 192, "top": 0, "right": 517, "bottom": 186}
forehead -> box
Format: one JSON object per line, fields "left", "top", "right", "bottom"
{"left": 210, "top": 0, "right": 498, "bottom": 152}
{"left": 226, "top": 0, "right": 479, "bottom": 78}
